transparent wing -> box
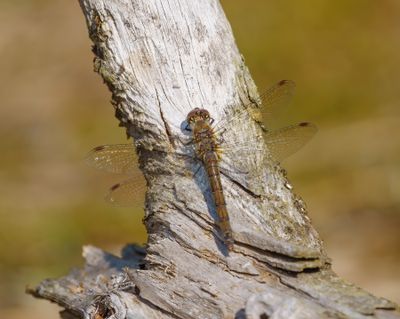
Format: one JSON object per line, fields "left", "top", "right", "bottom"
{"left": 85, "top": 144, "right": 138, "bottom": 174}
{"left": 106, "top": 177, "right": 146, "bottom": 207}
{"left": 217, "top": 122, "right": 317, "bottom": 167}
{"left": 264, "top": 122, "right": 317, "bottom": 162}
{"left": 213, "top": 80, "right": 296, "bottom": 132}
{"left": 257, "top": 79, "right": 296, "bottom": 121}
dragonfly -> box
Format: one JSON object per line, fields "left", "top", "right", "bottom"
{"left": 86, "top": 80, "right": 317, "bottom": 251}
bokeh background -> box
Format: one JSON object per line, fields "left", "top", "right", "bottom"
{"left": 1, "top": 0, "right": 399, "bottom": 318}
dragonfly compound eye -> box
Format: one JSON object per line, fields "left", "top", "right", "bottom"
{"left": 200, "top": 109, "right": 210, "bottom": 119}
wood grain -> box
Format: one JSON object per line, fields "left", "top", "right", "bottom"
{"left": 28, "top": 0, "right": 400, "bottom": 318}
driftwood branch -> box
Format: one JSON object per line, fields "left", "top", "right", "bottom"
{"left": 28, "top": 0, "right": 399, "bottom": 318}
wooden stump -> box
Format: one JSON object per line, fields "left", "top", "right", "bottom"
{"left": 28, "top": 1, "right": 400, "bottom": 318}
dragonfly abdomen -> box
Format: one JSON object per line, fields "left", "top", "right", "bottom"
{"left": 202, "top": 150, "right": 234, "bottom": 250}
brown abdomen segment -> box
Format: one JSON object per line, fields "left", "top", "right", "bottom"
{"left": 203, "top": 151, "right": 234, "bottom": 250}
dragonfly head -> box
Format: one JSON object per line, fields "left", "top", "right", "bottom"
{"left": 186, "top": 108, "right": 211, "bottom": 128}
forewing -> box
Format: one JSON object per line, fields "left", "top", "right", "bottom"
{"left": 258, "top": 79, "right": 296, "bottom": 121}
{"left": 106, "top": 178, "right": 146, "bottom": 207}
{"left": 264, "top": 122, "right": 317, "bottom": 162}
{"left": 262, "top": 80, "right": 296, "bottom": 105}
{"left": 213, "top": 80, "right": 296, "bottom": 133}
{"left": 86, "top": 144, "right": 138, "bottom": 174}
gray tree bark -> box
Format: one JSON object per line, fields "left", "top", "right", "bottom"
{"left": 28, "top": 0, "right": 399, "bottom": 318}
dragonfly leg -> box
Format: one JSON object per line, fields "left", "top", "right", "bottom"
{"left": 215, "top": 128, "right": 227, "bottom": 144}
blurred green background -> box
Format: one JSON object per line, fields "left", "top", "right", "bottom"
{"left": 0, "top": 0, "right": 399, "bottom": 317}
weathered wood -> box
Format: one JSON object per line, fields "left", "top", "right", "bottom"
{"left": 28, "top": 0, "right": 399, "bottom": 318}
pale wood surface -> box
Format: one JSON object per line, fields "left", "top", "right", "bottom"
{"left": 28, "top": 0, "right": 399, "bottom": 318}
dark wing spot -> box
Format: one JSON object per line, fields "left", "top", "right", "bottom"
{"left": 94, "top": 145, "right": 106, "bottom": 151}
{"left": 110, "top": 183, "right": 120, "bottom": 191}
{"left": 278, "top": 79, "right": 289, "bottom": 86}
{"left": 299, "top": 122, "right": 310, "bottom": 127}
